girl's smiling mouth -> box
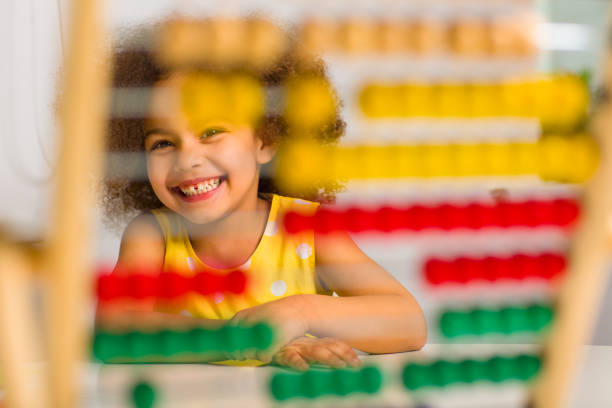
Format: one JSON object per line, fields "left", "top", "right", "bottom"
{"left": 171, "top": 176, "right": 227, "bottom": 202}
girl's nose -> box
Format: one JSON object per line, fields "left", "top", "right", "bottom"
{"left": 174, "top": 144, "right": 205, "bottom": 172}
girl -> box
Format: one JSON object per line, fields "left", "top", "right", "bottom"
{"left": 101, "top": 22, "right": 427, "bottom": 370}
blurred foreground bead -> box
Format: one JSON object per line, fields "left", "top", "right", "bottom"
{"left": 96, "top": 268, "right": 247, "bottom": 302}
{"left": 402, "top": 354, "right": 541, "bottom": 390}
{"left": 275, "top": 137, "right": 598, "bottom": 190}
{"left": 270, "top": 366, "right": 383, "bottom": 401}
{"left": 359, "top": 75, "right": 589, "bottom": 132}
{"left": 283, "top": 199, "right": 580, "bottom": 234}
{"left": 92, "top": 323, "right": 274, "bottom": 362}
{"left": 439, "top": 303, "right": 554, "bottom": 338}
{"left": 424, "top": 253, "right": 566, "bottom": 285}
{"left": 284, "top": 76, "right": 337, "bottom": 130}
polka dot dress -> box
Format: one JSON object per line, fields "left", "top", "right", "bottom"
{"left": 150, "top": 194, "right": 325, "bottom": 322}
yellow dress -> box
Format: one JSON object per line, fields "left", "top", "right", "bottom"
{"left": 150, "top": 194, "right": 328, "bottom": 365}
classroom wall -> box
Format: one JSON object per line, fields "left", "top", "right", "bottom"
{"left": 1, "top": 0, "right": 611, "bottom": 345}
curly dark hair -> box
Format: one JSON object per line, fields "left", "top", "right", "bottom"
{"left": 103, "top": 22, "right": 346, "bottom": 225}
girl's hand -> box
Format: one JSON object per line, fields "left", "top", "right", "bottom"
{"left": 274, "top": 336, "right": 361, "bottom": 371}
{"left": 230, "top": 295, "right": 310, "bottom": 361}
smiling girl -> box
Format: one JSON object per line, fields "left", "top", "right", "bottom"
{"left": 101, "top": 22, "right": 427, "bottom": 370}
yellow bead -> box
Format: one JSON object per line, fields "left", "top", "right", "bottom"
{"left": 455, "top": 143, "right": 486, "bottom": 176}
{"left": 424, "top": 144, "right": 455, "bottom": 177}
{"left": 181, "top": 73, "right": 228, "bottom": 131}
{"left": 227, "top": 74, "right": 264, "bottom": 125}
{"left": 285, "top": 76, "right": 336, "bottom": 129}
{"left": 359, "top": 83, "right": 399, "bottom": 117}
{"left": 404, "top": 83, "right": 437, "bottom": 117}
{"left": 538, "top": 135, "right": 573, "bottom": 181}
{"left": 470, "top": 83, "right": 500, "bottom": 117}
{"left": 438, "top": 83, "right": 469, "bottom": 117}
{"left": 514, "top": 142, "right": 539, "bottom": 175}
{"left": 483, "top": 143, "right": 514, "bottom": 176}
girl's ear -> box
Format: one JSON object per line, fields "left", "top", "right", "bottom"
{"left": 256, "top": 139, "right": 277, "bottom": 165}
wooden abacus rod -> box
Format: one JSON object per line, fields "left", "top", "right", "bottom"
{"left": 43, "top": 0, "right": 110, "bottom": 406}
{"left": 531, "top": 56, "right": 612, "bottom": 408}
{"left": 0, "top": 242, "right": 44, "bottom": 408}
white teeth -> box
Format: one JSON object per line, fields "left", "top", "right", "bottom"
{"left": 179, "top": 178, "right": 221, "bottom": 196}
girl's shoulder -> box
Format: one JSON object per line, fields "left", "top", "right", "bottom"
{"left": 116, "top": 211, "right": 165, "bottom": 272}
{"left": 270, "top": 194, "right": 320, "bottom": 216}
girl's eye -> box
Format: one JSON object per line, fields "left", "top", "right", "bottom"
{"left": 201, "top": 128, "right": 227, "bottom": 139}
{"left": 149, "top": 140, "right": 173, "bottom": 151}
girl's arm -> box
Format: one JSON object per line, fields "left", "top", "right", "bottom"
{"left": 233, "top": 230, "right": 427, "bottom": 355}
{"left": 300, "top": 230, "right": 428, "bottom": 353}
{"left": 96, "top": 213, "right": 223, "bottom": 329}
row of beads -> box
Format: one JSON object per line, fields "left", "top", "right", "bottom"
{"left": 269, "top": 354, "right": 540, "bottom": 401}
{"left": 299, "top": 17, "right": 535, "bottom": 57}
{"left": 359, "top": 75, "right": 587, "bottom": 131}
{"left": 424, "top": 253, "right": 566, "bottom": 284}
{"left": 439, "top": 304, "right": 554, "bottom": 338}
{"left": 96, "top": 270, "right": 247, "bottom": 301}
{"left": 178, "top": 73, "right": 337, "bottom": 132}
{"left": 156, "top": 16, "right": 535, "bottom": 73}
{"left": 403, "top": 354, "right": 541, "bottom": 390}
{"left": 283, "top": 199, "right": 580, "bottom": 234}
{"left": 276, "top": 137, "right": 598, "bottom": 190}
{"left": 270, "top": 366, "right": 383, "bottom": 401}
{"left": 92, "top": 323, "right": 274, "bottom": 362}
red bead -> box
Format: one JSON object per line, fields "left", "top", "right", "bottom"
{"left": 96, "top": 273, "right": 124, "bottom": 301}
{"left": 424, "top": 259, "right": 452, "bottom": 284}
{"left": 283, "top": 212, "right": 311, "bottom": 234}
{"left": 437, "top": 204, "right": 463, "bottom": 229}
{"left": 193, "top": 271, "right": 220, "bottom": 295}
{"left": 159, "top": 272, "right": 190, "bottom": 298}
{"left": 345, "top": 207, "right": 377, "bottom": 232}
{"left": 553, "top": 199, "right": 580, "bottom": 227}
{"left": 378, "top": 206, "right": 401, "bottom": 232}
{"left": 538, "top": 253, "right": 566, "bottom": 279}
{"left": 126, "top": 274, "right": 158, "bottom": 299}
{"left": 225, "top": 270, "right": 247, "bottom": 294}
{"left": 315, "top": 207, "right": 344, "bottom": 234}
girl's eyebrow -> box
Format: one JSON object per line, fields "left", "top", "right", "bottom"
{"left": 143, "top": 128, "right": 174, "bottom": 139}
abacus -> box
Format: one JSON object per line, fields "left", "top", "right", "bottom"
{"left": 0, "top": 1, "right": 610, "bottom": 408}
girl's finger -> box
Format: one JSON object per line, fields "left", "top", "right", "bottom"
{"left": 322, "top": 339, "right": 361, "bottom": 368}
{"left": 276, "top": 349, "right": 309, "bottom": 371}
{"left": 305, "top": 346, "right": 346, "bottom": 368}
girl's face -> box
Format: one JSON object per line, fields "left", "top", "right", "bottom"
{"left": 143, "top": 74, "right": 275, "bottom": 225}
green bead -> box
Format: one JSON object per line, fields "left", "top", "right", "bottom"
{"left": 487, "top": 356, "right": 516, "bottom": 382}
{"left": 219, "top": 326, "right": 248, "bottom": 352}
{"left": 471, "top": 308, "right": 502, "bottom": 335}
{"left": 360, "top": 366, "right": 383, "bottom": 394}
{"left": 301, "top": 370, "right": 331, "bottom": 398}
{"left": 270, "top": 373, "right": 300, "bottom": 401}
{"left": 527, "top": 304, "right": 554, "bottom": 331}
{"left": 402, "top": 363, "right": 433, "bottom": 390}
{"left": 159, "top": 330, "right": 190, "bottom": 356}
{"left": 250, "top": 323, "right": 275, "bottom": 350}
{"left": 431, "top": 360, "right": 463, "bottom": 386}
{"left": 514, "top": 354, "right": 541, "bottom": 381}
{"left": 439, "top": 311, "right": 472, "bottom": 338}
{"left": 331, "top": 369, "right": 355, "bottom": 396}
{"left": 92, "top": 331, "right": 124, "bottom": 362}
{"left": 131, "top": 381, "right": 157, "bottom": 408}
{"left": 460, "top": 359, "right": 489, "bottom": 383}
{"left": 127, "top": 331, "right": 158, "bottom": 358}
{"left": 191, "top": 328, "right": 218, "bottom": 353}
{"left": 499, "top": 306, "right": 529, "bottom": 334}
